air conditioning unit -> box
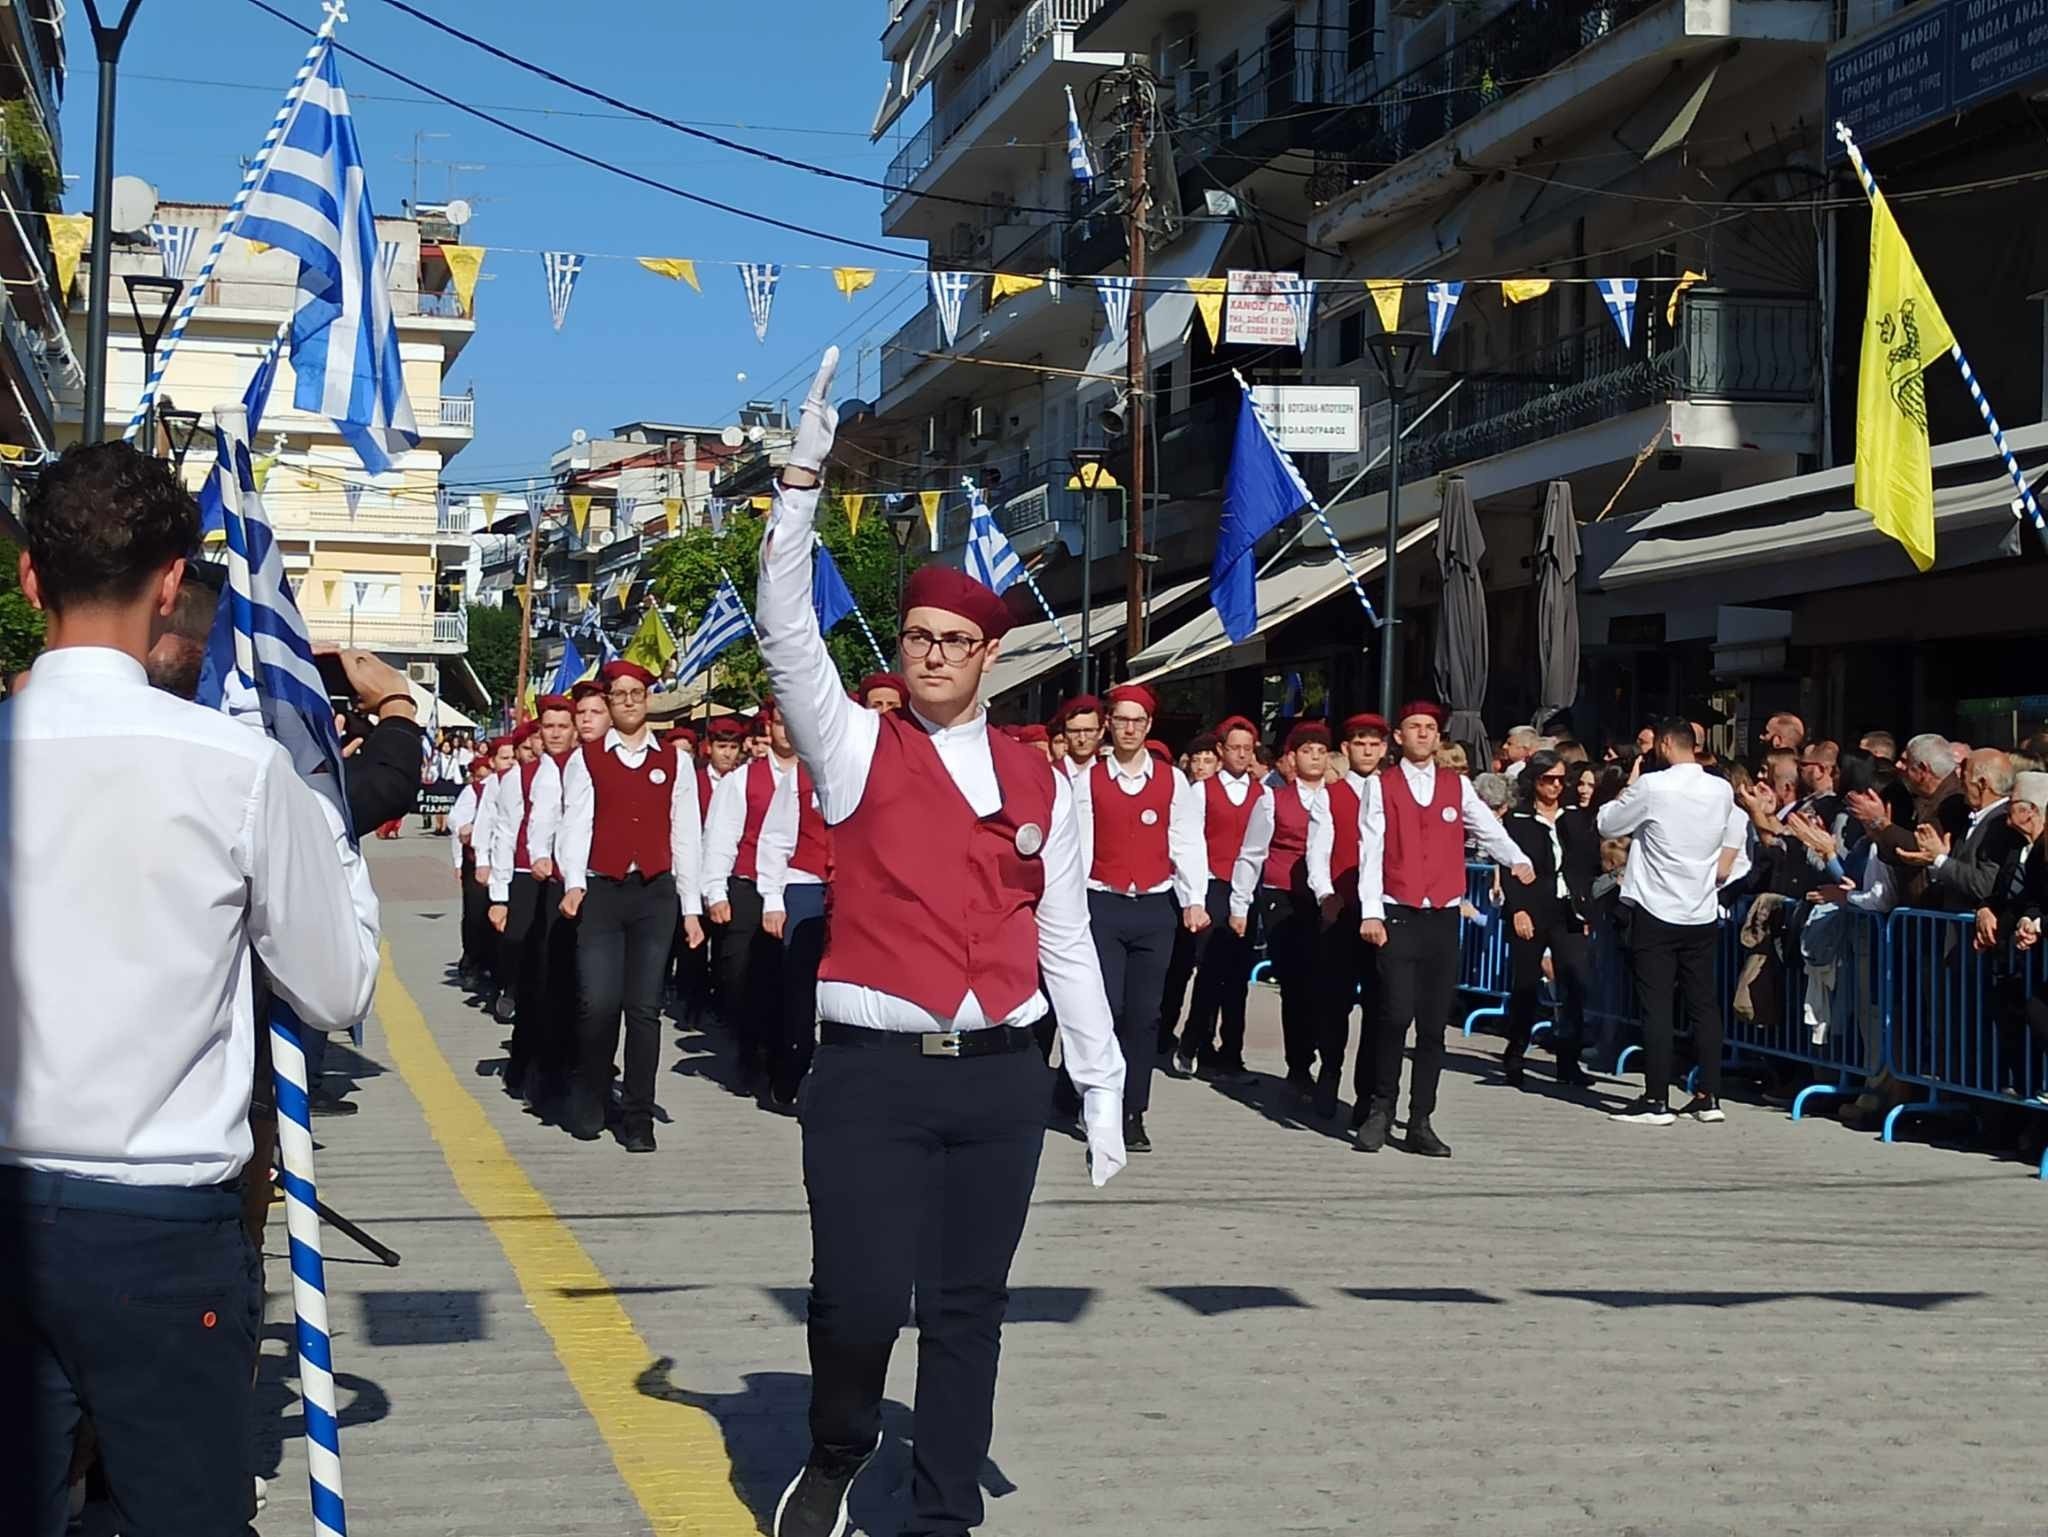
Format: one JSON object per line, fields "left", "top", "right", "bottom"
{"left": 406, "top": 661, "right": 439, "bottom": 687}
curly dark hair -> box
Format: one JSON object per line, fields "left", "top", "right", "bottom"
{"left": 23, "top": 441, "right": 198, "bottom": 611}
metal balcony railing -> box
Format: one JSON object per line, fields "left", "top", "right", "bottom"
{"left": 303, "top": 610, "right": 467, "bottom": 650}
{"left": 433, "top": 394, "right": 476, "bottom": 430}
{"left": 288, "top": 495, "right": 440, "bottom": 537}
{"left": 1179, "top": 35, "right": 1350, "bottom": 168}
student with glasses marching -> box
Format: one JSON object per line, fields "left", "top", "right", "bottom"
{"left": 755, "top": 347, "right": 1124, "bottom": 1537}
{"left": 1072, "top": 682, "right": 1208, "bottom": 1152}
{"left": 554, "top": 659, "right": 706, "bottom": 1151}
{"left": 1497, "top": 748, "right": 1599, "bottom": 1090}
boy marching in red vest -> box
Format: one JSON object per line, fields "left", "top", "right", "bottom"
{"left": 753, "top": 698, "right": 834, "bottom": 1110}
{"left": 1318, "top": 712, "right": 1390, "bottom": 1129}
{"left": 487, "top": 694, "right": 578, "bottom": 1103}
{"left": 1073, "top": 682, "right": 1208, "bottom": 1152}
{"left": 1259, "top": 720, "right": 1336, "bottom": 1094}
{"left": 1170, "top": 715, "right": 1273, "bottom": 1083}
{"left": 856, "top": 670, "right": 907, "bottom": 713}
{"left": 554, "top": 659, "right": 706, "bottom": 1151}
{"left": 757, "top": 348, "right": 1124, "bottom": 1537}
{"left": 1356, "top": 700, "right": 1532, "bottom": 1156}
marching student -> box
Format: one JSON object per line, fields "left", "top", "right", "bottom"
{"left": 856, "top": 671, "right": 907, "bottom": 712}
{"left": 554, "top": 660, "right": 706, "bottom": 1151}
{"left": 1261, "top": 720, "right": 1336, "bottom": 1095}
{"left": 1016, "top": 721, "right": 1052, "bottom": 760}
{"left": 450, "top": 752, "right": 496, "bottom": 989}
{"left": 1073, "top": 682, "right": 1208, "bottom": 1152}
{"left": 1312, "top": 712, "right": 1389, "bottom": 1127}
{"left": 481, "top": 723, "right": 541, "bottom": 1023}
{"left": 755, "top": 712, "right": 835, "bottom": 1112}
{"left": 488, "top": 695, "right": 578, "bottom": 1103}
{"left": 569, "top": 678, "right": 611, "bottom": 745}
{"left": 470, "top": 735, "right": 517, "bottom": 1012}
{"left": 1170, "top": 716, "right": 1271, "bottom": 1083}
{"left": 755, "top": 348, "right": 1123, "bottom": 1537}
{"left": 1054, "top": 695, "right": 1103, "bottom": 780}
{"left": 1357, "top": 700, "right": 1534, "bottom": 1157}
{"left": 1155, "top": 729, "right": 1222, "bottom": 1063}
{"left": 744, "top": 711, "right": 772, "bottom": 760}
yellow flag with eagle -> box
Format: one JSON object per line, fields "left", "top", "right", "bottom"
{"left": 1855, "top": 186, "right": 1954, "bottom": 573}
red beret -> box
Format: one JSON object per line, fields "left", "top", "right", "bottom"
{"left": 1284, "top": 720, "right": 1332, "bottom": 753}
{"left": 1145, "top": 738, "right": 1172, "bottom": 764}
{"left": 1214, "top": 714, "right": 1259, "bottom": 740}
{"left": 486, "top": 735, "right": 515, "bottom": 755}
{"left": 859, "top": 671, "right": 908, "bottom": 701}
{"left": 1343, "top": 712, "right": 1390, "bottom": 737}
{"left": 755, "top": 695, "right": 778, "bottom": 722}
{"left": 569, "top": 680, "right": 606, "bottom": 702}
{"left": 901, "top": 564, "right": 1015, "bottom": 640}
{"left": 1015, "top": 723, "right": 1049, "bottom": 744}
{"left": 1107, "top": 683, "right": 1158, "bottom": 717}
{"left": 1396, "top": 699, "right": 1447, "bottom": 728}
{"left": 512, "top": 721, "right": 539, "bottom": 744}
{"left": 706, "top": 716, "right": 745, "bottom": 740}
{"left": 1056, "top": 694, "right": 1103, "bottom": 725}
{"left": 600, "top": 659, "right": 655, "bottom": 687}
{"left": 536, "top": 693, "right": 573, "bottom": 715}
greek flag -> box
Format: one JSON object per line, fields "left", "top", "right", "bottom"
{"left": 1426, "top": 280, "right": 1463, "bottom": 354}
{"left": 198, "top": 338, "right": 282, "bottom": 539}
{"left": 964, "top": 491, "right": 1023, "bottom": 595}
{"left": 739, "top": 262, "right": 781, "bottom": 343}
{"left": 543, "top": 250, "right": 584, "bottom": 332}
{"left": 1065, "top": 85, "right": 1095, "bottom": 185}
{"left": 238, "top": 42, "right": 419, "bottom": 475}
{"left": 148, "top": 221, "right": 200, "bottom": 279}
{"left": 1598, "top": 276, "right": 1639, "bottom": 348}
{"left": 677, "top": 575, "right": 753, "bottom": 682}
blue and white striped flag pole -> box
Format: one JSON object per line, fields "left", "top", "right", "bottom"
{"left": 124, "top": 1, "right": 351, "bottom": 443}
{"left": 1232, "top": 371, "right": 1380, "bottom": 625}
{"left": 1835, "top": 120, "right": 2048, "bottom": 556}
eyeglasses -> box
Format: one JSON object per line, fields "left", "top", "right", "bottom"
{"left": 1110, "top": 713, "right": 1148, "bottom": 727}
{"left": 899, "top": 628, "right": 988, "bottom": 665}
{"left": 1536, "top": 772, "right": 1567, "bottom": 783}
{"left": 609, "top": 688, "right": 647, "bottom": 703}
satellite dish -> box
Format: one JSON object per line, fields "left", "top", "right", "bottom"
{"left": 719, "top": 424, "right": 744, "bottom": 448}
{"left": 570, "top": 427, "right": 588, "bottom": 445}
{"left": 746, "top": 424, "right": 766, "bottom": 444}
{"left": 591, "top": 528, "right": 614, "bottom": 549}
{"left": 109, "top": 176, "right": 157, "bottom": 236}
{"left": 444, "top": 198, "right": 473, "bottom": 227}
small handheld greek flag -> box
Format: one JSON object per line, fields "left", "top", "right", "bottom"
{"left": 1065, "top": 85, "right": 1095, "bottom": 186}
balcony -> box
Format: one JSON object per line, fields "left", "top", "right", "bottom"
{"left": 1175, "top": 33, "right": 1349, "bottom": 191}
{"left": 430, "top": 394, "right": 476, "bottom": 433}
{"left": 303, "top": 609, "right": 469, "bottom": 652}
{"left": 278, "top": 488, "right": 476, "bottom": 540}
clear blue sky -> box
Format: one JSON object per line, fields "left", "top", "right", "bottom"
{"left": 59, "top": 0, "right": 931, "bottom": 488}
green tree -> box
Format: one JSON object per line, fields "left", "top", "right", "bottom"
{"left": 0, "top": 537, "right": 44, "bottom": 678}
{"left": 643, "top": 493, "right": 901, "bottom": 708}
{"left": 464, "top": 600, "right": 522, "bottom": 712}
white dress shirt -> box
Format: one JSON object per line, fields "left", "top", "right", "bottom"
{"left": 1071, "top": 751, "right": 1208, "bottom": 906}
{"left": 0, "top": 647, "right": 379, "bottom": 1187}
{"left": 449, "top": 781, "right": 482, "bottom": 870}
{"left": 702, "top": 753, "right": 797, "bottom": 906}
{"left": 484, "top": 765, "right": 532, "bottom": 901}
{"left": 1204, "top": 769, "right": 1273, "bottom": 919}
{"left": 1596, "top": 761, "right": 1742, "bottom": 926}
{"left": 1305, "top": 771, "right": 1380, "bottom": 902}
{"left": 470, "top": 767, "right": 510, "bottom": 881}
{"left": 554, "top": 728, "right": 704, "bottom": 917}
{"left": 755, "top": 763, "right": 828, "bottom": 917}
{"left": 1270, "top": 778, "right": 1335, "bottom": 897}
{"left": 523, "top": 753, "right": 568, "bottom": 877}
{"left": 1357, "top": 757, "right": 1526, "bottom": 921}
{"left": 758, "top": 480, "right": 1125, "bottom": 1185}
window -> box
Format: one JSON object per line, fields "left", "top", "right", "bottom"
{"left": 1265, "top": 16, "right": 1298, "bottom": 113}
{"left": 1347, "top": 0, "right": 1377, "bottom": 78}
{"left": 1214, "top": 52, "right": 1239, "bottom": 135}
{"left": 1338, "top": 309, "right": 1367, "bottom": 365}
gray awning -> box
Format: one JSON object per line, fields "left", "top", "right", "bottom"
{"left": 982, "top": 574, "right": 1208, "bottom": 702}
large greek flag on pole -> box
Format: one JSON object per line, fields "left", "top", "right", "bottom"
{"left": 238, "top": 42, "right": 419, "bottom": 475}
{"left": 677, "top": 575, "right": 753, "bottom": 683}
{"left": 965, "top": 491, "right": 1023, "bottom": 595}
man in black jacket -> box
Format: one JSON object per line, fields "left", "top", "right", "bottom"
{"left": 1904, "top": 748, "right": 2021, "bottom": 913}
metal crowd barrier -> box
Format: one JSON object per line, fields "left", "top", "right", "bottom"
{"left": 1457, "top": 862, "right": 1512, "bottom": 1034}
{"left": 1718, "top": 900, "right": 1889, "bottom": 1121}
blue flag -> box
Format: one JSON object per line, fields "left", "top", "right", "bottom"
{"left": 1211, "top": 386, "right": 1313, "bottom": 643}
{"left": 813, "top": 539, "right": 857, "bottom": 632}
{"left": 551, "top": 634, "right": 586, "bottom": 694}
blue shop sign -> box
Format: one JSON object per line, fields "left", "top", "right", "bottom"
{"left": 1827, "top": 0, "right": 2048, "bottom": 160}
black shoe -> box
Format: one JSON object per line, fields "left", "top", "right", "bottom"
{"left": 565, "top": 1095, "right": 605, "bottom": 1141}
{"left": 1124, "top": 1112, "right": 1152, "bottom": 1153}
{"left": 1405, "top": 1117, "right": 1452, "bottom": 1158}
{"left": 1171, "top": 1046, "right": 1199, "bottom": 1078}
{"left": 1680, "top": 1092, "right": 1726, "bottom": 1124}
{"left": 773, "top": 1441, "right": 878, "bottom": 1537}
{"left": 1285, "top": 1069, "right": 1315, "bottom": 1099}
{"left": 307, "top": 1089, "right": 358, "bottom": 1118}
{"left": 1311, "top": 1079, "right": 1340, "bottom": 1121}
{"left": 620, "top": 1128, "right": 657, "bottom": 1154}
{"left": 491, "top": 993, "right": 517, "bottom": 1026}
{"left": 1610, "top": 1095, "right": 1676, "bottom": 1126}
{"left": 1556, "top": 1059, "right": 1593, "bottom": 1089}
{"left": 1500, "top": 1050, "right": 1526, "bottom": 1089}
{"left": 502, "top": 1061, "right": 527, "bottom": 1100}
{"left": 1354, "top": 1100, "right": 1392, "bottom": 1153}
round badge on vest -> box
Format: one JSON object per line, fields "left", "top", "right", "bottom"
{"left": 1016, "top": 823, "right": 1044, "bottom": 858}
{"left": 1440, "top": 804, "right": 1457, "bottom": 823}
{"left": 650, "top": 768, "right": 668, "bottom": 785}
{"left": 1140, "top": 808, "right": 1159, "bottom": 827}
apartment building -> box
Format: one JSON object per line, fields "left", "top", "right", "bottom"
{"left": 0, "top": 0, "right": 74, "bottom": 502}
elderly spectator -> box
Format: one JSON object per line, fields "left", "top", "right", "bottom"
{"left": 1436, "top": 741, "right": 1471, "bottom": 776}
{"left": 1760, "top": 712, "right": 1806, "bottom": 751}
{"left": 1849, "top": 733, "right": 1970, "bottom": 908}
{"left": 1859, "top": 730, "right": 1897, "bottom": 775}
{"left": 1500, "top": 725, "right": 1541, "bottom": 779}
{"left": 1473, "top": 772, "right": 1511, "bottom": 819}
{"left": 1900, "top": 749, "right": 2020, "bottom": 913}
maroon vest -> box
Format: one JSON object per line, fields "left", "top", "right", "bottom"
{"left": 1263, "top": 783, "right": 1311, "bottom": 891}
{"left": 790, "top": 764, "right": 832, "bottom": 881}
{"left": 1327, "top": 777, "right": 1363, "bottom": 888}
{"left": 1380, "top": 761, "right": 1465, "bottom": 908}
{"left": 734, "top": 755, "right": 783, "bottom": 882}
{"left": 697, "top": 764, "right": 717, "bottom": 817}
{"left": 1202, "top": 774, "right": 1259, "bottom": 881}
{"left": 1088, "top": 758, "right": 1174, "bottom": 892}
{"left": 581, "top": 736, "right": 679, "bottom": 880}
{"left": 820, "top": 712, "right": 1054, "bottom": 1021}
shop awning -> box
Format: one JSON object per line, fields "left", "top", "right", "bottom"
{"left": 1124, "top": 520, "right": 1441, "bottom": 686}
{"left": 412, "top": 681, "right": 477, "bottom": 732}
{"left": 982, "top": 574, "right": 1208, "bottom": 703}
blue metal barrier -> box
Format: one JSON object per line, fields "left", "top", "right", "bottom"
{"left": 1720, "top": 901, "right": 1889, "bottom": 1120}
{"left": 1457, "top": 862, "right": 1512, "bottom": 1035}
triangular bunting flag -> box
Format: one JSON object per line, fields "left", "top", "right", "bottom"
{"left": 931, "top": 269, "right": 974, "bottom": 347}
{"left": 708, "top": 498, "right": 728, "bottom": 536}
{"left": 251, "top": 454, "right": 276, "bottom": 492}
{"left": 1095, "top": 275, "right": 1134, "bottom": 337}
{"left": 638, "top": 256, "right": 701, "bottom": 290}
{"left": 991, "top": 273, "right": 1044, "bottom": 303}
{"left": 43, "top": 214, "right": 88, "bottom": 300}
{"left": 480, "top": 490, "right": 499, "bottom": 519}
{"left": 245, "top": 238, "right": 272, "bottom": 256}
{"left": 663, "top": 497, "right": 682, "bottom": 535}
{"left": 1274, "top": 273, "right": 1315, "bottom": 350}
{"left": 569, "top": 494, "right": 591, "bottom": 537}
{"left": 750, "top": 495, "right": 773, "bottom": 512}
{"left": 378, "top": 238, "right": 403, "bottom": 284}
{"left": 442, "top": 244, "right": 486, "bottom": 316}
{"left": 1501, "top": 277, "right": 1552, "bottom": 305}
{"left": 1667, "top": 269, "right": 1706, "bottom": 325}
{"left": 619, "top": 577, "right": 636, "bottom": 609}
{"left": 1186, "top": 277, "right": 1228, "bottom": 348}
{"left": 147, "top": 222, "right": 199, "bottom": 280}
{"left": 918, "top": 490, "right": 942, "bottom": 548}
{"left": 739, "top": 262, "right": 781, "bottom": 343}
{"left": 617, "top": 496, "right": 639, "bottom": 527}
{"left": 323, "top": 578, "right": 337, "bottom": 603}
{"left": 1367, "top": 279, "right": 1404, "bottom": 334}
{"left": 1426, "top": 281, "right": 1464, "bottom": 354}
{"left": 1597, "top": 276, "right": 1639, "bottom": 348}
{"left": 575, "top": 582, "right": 592, "bottom": 606}
{"left": 844, "top": 492, "right": 868, "bottom": 536}
{"left": 833, "top": 267, "right": 876, "bottom": 300}
{"left": 542, "top": 251, "right": 585, "bottom": 332}
{"left": 343, "top": 482, "right": 363, "bottom": 519}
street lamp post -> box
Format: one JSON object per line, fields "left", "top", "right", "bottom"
{"left": 81, "top": 0, "right": 147, "bottom": 443}
{"left": 157, "top": 405, "right": 202, "bottom": 478}
{"left": 1365, "top": 331, "right": 1429, "bottom": 713}
{"left": 1066, "top": 451, "right": 1124, "bottom": 700}
{"left": 885, "top": 501, "right": 921, "bottom": 614}
{"left": 123, "top": 274, "right": 185, "bottom": 457}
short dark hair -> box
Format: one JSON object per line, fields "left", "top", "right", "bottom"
{"left": 1184, "top": 732, "right": 1218, "bottom": 757}
{"left": 1654, "top": 716, "right": 1696, "bottom": 752}
{"left": 24, "top": 442, "right": 197, "bottom": 611}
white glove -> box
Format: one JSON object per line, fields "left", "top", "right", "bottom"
{"left": 786, "top": 346, "right": 840, "bottom": 474}
{"left": 221, "top": 670, "right": 265, "bottom": 733}
{"left": 1082, "top": 1086, "right": 1126, "bottom": 1187}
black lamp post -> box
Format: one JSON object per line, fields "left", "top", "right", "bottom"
{"left": 81, "top": 0, "right": 147, "bottom": 443}
{"left": 123, "top": 273, "right": 184, "bottom": 457}
{"left": 1067, "top": 448, "right": 1123, "bottom": 700}
{"left": 885, "top": 499, "right": 921, "bottom": 613}
{"left": 157, "top": 404, "right": 202, "bottom": 477}
{"left": 1365, "top": 330, "right": 1428, "bottom": 713}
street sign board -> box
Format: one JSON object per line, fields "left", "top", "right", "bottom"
{"left": 1251, "top": 384, "right": 1362, "bottom": 454}
{"left": 1827, "top": 0, "right": 2048, "bottom": 160}
{"left": 1225, "top": 270, "right": 1298, "bottom": 347}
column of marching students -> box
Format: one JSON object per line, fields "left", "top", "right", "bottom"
{"left": 438, "top": 662, "right": 1537, "bottom": 1159}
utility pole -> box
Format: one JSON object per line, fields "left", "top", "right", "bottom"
{"left": 1122, "top": 71, "right": 1151, "bottom": 660}
{"left": 512, "top": 478, "right": 541, "bottom": 720}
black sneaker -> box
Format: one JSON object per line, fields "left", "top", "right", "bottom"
{"left": 773, "top": 1441, "right": 877, "bottom": 1537}
{"left": 619, "top": 1128, "right": 657, "bottom": 1154}
{"left": 1610, "top": 1096, "right": 1676, "bottom": 1126}
{"left": 1500, "top": 1050, "right": 1526, "bottom": 1089}
{"left": 1680, "top": 1093, "right": 1726, "bottom": 1124}
{"left": 1124, "top": 1112, "right": 1152, "bottom": 1153}
{"left": 1171, "top": 1047, "right": 1198, "bottom": 1078}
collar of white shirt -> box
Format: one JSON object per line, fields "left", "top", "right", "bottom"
{"left": 1105, "top": 752, "right": 1154, "bottom": 784}
{"left": 603, "top": 726, "right": 656, "bottom": 757}
{"left": 1399, "top": 756, "right": 1436, "bottom": 787}
{"left": 909, "top": 702, "right": 987, "bottom": 746}
{"left": 28, "top": 644, "right": 147, "bottom": 690}
{"left": 1970, "top": 796, "right": 2010, "bottom": 830}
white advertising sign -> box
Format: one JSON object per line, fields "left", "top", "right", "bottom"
{"left": 1251, "top": 384, "right": 1362, "bottom": 455}
{"left": 1224, "top": 269, "right": 1298, "bottom": 347}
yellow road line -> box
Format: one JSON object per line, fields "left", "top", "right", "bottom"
{"left": 373, "top": 943, "right": 756, "bottom": 1535}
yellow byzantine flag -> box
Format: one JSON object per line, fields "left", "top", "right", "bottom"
{"left": 843, "top": 492, "right": 868, "bottom": 536}
{"left": 990, "top": 272, "right": 1044, "bottom": 303}
{"left": 638, "top": 256, "right": 701, "bottom": 290}
{"left": 1500, "top": 278, "right": 1552, "bottom": 305}
{"left": 624, "top": 607, "right": 676, "bottom": 673}
{"left": 664, "top": 497, "right": 682, "bottom": 534}
{"left": 833, "top": 267, "right": 876, "bottom": 300}
{"left": 568, "top": 493, "right": 591, "bottom": 537}
{"left": 1185, "top": 277, "right": 1228, "bottom": 347}
{"left": 1367, "top": 279, "right": 1404, "bottom": 333}
{"left": 43, "top": 213, "right": 89, "bottom": 300}
{"left": 1855, "top": 188, "right": 1955, "bottom": 573}
{"left": 441, "top": 244, "right": 486, "bottom": 315}
{"left": 918, "top": 489, "right": 942, "bottom": 543}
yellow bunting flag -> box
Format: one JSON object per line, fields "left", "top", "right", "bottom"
{"left": 638, "top": 256, "right": 701, "bottom": 290}
{"left": 441, "top": 244, "right": 486, "bottom": 316}
{"left": 575, "top": 583, "right": 592, "bottom": 606}
{"left": 323, "top": 579, "right": 338, "bottom": 603}
{"left": 1854, "top": 192, "right": 1954, "bottom": 574}
{"left": 250, "top": 454, "right": 275, "bottom": 491}
{"left": 750, "top": 495, "right": 773, "bottom": 512}
{"left": 481, "top": 490, "right": 499, "bottom": 520}
{"left": 1367, "top": 279, "right": 1404, "bottom": 333}
{"left": 1500, "top": 278, "right": 1553, "bottom": 305}
{"left": 918, "top": 490, "right": 942, "bottom": 542}
{"left": 664, "top": 497, "right": 682, "bottom": 535}
{"left": 43, "top": 213, "right": 88, "bottom": 300}
{"left": 625, "top": 608, "right": 677, "bottom": 673}
{"left": 521, "top": 683, "right": 538, "bottom": 722}
{"left": 0, "top": 444, "right": 24, "bottom": 462}
{"left": 1186, "top": 277, "right": 1228, "bottom": 348}
{"left": 991, "top": 273, "right": 1044, "bottom": 303}
{"left": 568, "top": 494, "right": 591, "bottom": 537}
{"left": 618, "top": 577, "right": 636, "bottom": 610}
{"left": 843, "top": 492, "right": 868, "bottom": 536}
{"left": 833, "top": 266, "right": 876, "bottom": 300}
{"left": 1666, "top": 269, "right": 1707, "bottom": 325}
{"left": 514, "top": 583, "right": 531, "bottom": 607}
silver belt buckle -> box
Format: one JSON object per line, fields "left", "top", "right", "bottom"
{"left": 921, "top": 1030, "right": 963, "bottom": 1058}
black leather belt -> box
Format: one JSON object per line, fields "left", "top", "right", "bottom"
{"left": 819, "top": 1023, "right": 1038, "bottom": 1058}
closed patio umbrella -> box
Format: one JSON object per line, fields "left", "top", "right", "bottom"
{"left": 1432, "top": 477, "right": 1489, "bottom": 765}
{"left": 1534, "top": 479, "right": 1582, "bottom": 729}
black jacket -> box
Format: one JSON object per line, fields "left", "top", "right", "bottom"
{"left": 1925, "top": 803, "right": 2027, "bottom": 914}
{"left": 345, "top": 717, "right": 425, "bottom": 834}
{"left": 1500, "top": 807, "right": 1599, "bottom": 925}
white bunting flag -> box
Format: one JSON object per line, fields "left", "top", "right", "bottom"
{"left": 542, "top": 251, "right": 585, "bottom": 333}
{"left": 1095, "top": 274, "right": 1134, "bottom": 338}
{"left": 147, "top": 222, "right": 200, "bottom": 280}
{"left": 378, "top": 238, "right": 403, "bottom": 284}
{"left": 1426, "top": 281, "right": 1464, "bottom": 355}
{"left": 1273, "top": 272, "right": 1316, "bottom": 351}
{"left": 343, "top": 481, "right": 363, "bottom": 520}
{"left": 739, "top": 262, "right": 782, "bottom": 343}
{"left": 1598, "top": 276, "right": 1639, "bottom": 348}
{"left": 931, "top": 269, "right": 975, "bottom": 348}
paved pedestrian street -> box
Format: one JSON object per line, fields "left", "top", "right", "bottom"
{"left": 252, "top": 835, "right": 2048, "bottom": 1537}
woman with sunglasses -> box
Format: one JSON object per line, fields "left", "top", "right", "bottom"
{"left": 1498, "top": 749, "right": 1600, "bottom": 1088}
